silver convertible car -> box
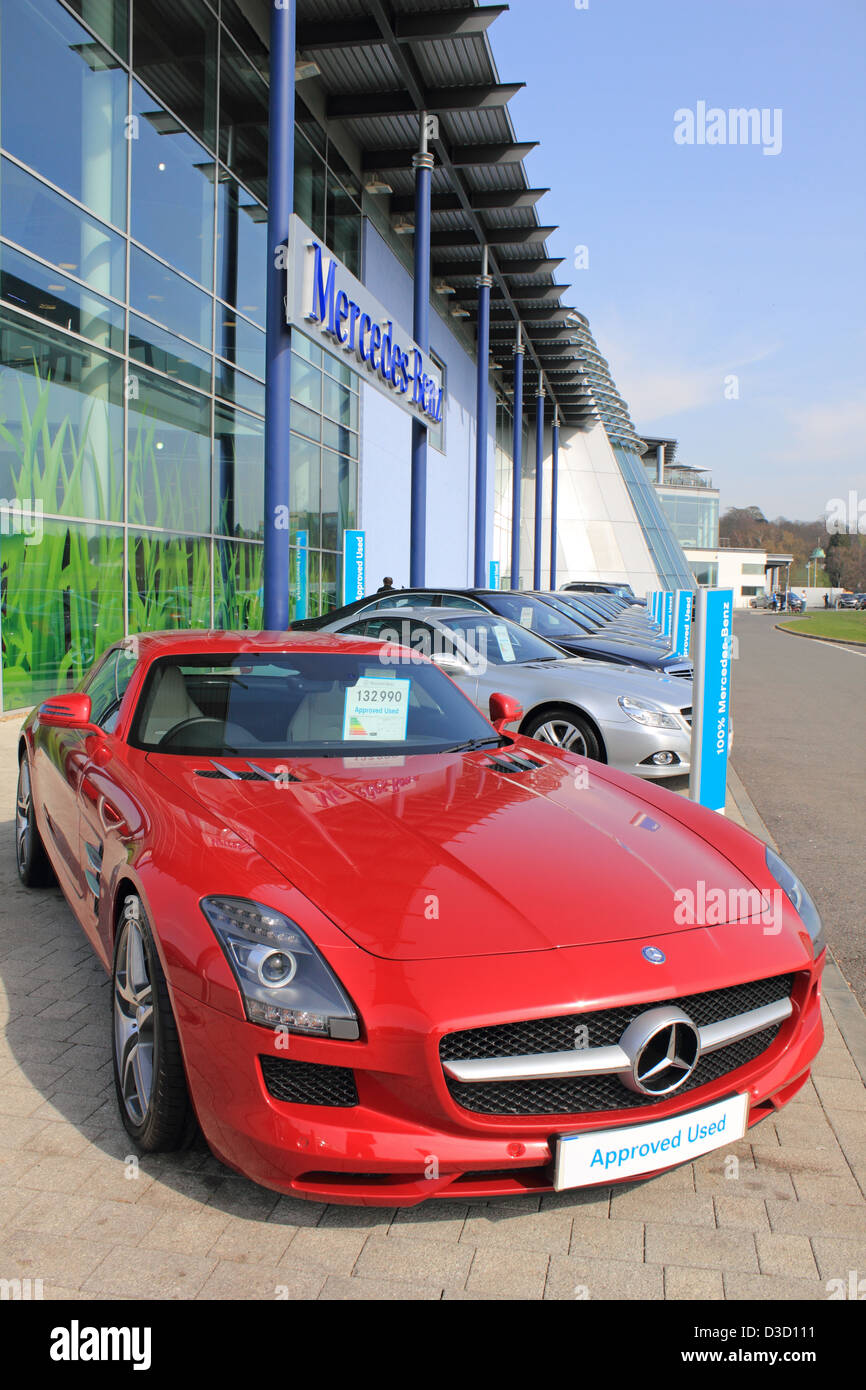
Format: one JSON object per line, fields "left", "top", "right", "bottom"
{"left": 322, "top": 607, "right": 699, "bottom": 779}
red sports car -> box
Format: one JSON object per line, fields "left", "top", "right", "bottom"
{"left": 17, "top": 631, "right": 825, "bottom": 1206}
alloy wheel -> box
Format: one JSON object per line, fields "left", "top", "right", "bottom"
{"left": 16, "top": 759, "right": 32, "bottom": 873}
{"left": 532, "top": 719, "right": 588, "bottom": 754}
{"left": 113, "top": 915, "right": 155, "bottom": 1126}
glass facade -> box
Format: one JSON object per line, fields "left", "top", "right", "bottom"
{"left": 613, "top": 447, "right": 696, "bottom": 590}
{"left": 656, "top": 487, "right": 720, "bottom": 550}
{"left": 0, "top": 0, "right": 362, "bottom": 709}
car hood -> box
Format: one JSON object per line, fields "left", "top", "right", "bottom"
{"left": 147, "top": 748, "right": 766, "bottom": 961}
{"left": 517, "top": 658, "right": 691, "bottom": 705}
{"left": 565, "top": 634, "right": 678, "bottom": 665}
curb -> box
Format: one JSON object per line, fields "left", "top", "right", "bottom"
{"left": 775, "top": 623, "right": 866, "bottom": 647}
{"left": 726, "top": 765, "right": 866, "bottom": 1087}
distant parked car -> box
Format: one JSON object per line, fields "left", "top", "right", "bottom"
{"left": 835, "top": 593, "right": 863, "bottom": 610}
{"left": 784, "top": 591, "right": 806, "bottom": 613}
{"left": 749, "top": 593, "right": 773, "bottom": 610}
{"left": 322, "top": 606, "right": 697, "bottom": 779}
{"left": 561, "top": 581, "right": 638, "bottom": 602}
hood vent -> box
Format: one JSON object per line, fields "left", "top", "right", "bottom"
{"left": 195, "top": 760, "right": 301, "bottom": 783}
{"left": 483, "top": 751, "right": 546, "bottom": 775}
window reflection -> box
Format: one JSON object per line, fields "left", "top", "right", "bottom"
{"left": 216, "top": 176, "right": 266, "bottom": 329}
{"left": 131, "top": 82, "right": 215, "bottom": 289}
{"left": 130, "top": 244, "right": 212, "bottom": 347}
{"left": 127, "top": 369, "right": 211, "bottom": 534}
{"left": 0, "top": 0, "right": 127, "bottom": 228}
{"left": 0, "top": 159, "right": 126, "bottom": 301}
{"left": 0, "top": 243, "right": 124, "bottom": 352}
{"left": 132, "top": 0, "right": 217, "bottom": 151}
{"left": 214, "top": 403, "right": 264, "bottom": 540}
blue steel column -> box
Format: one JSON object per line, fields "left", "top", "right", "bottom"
{"left": 510, "top": 328, "right": 524, "bottom": 588}
{"left": 549, "top": 410, "right": 560, "bottom": 590}
{"left": 263, "top": 0, "right": 295, "bottom": 630}
{"left": 410, "top": 117, "right": 434, "bottom": 587}
{"left": 533, "top": 376, "right": 545, "bottom": 589}
{"left": 473, "top": 246, "right": 492, "bottom": 587}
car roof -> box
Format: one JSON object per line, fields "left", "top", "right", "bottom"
{"left": 340, "top": 607, "right": 487, "bottom": 622}
{"left": 116, "top": 629, "right": 401, "bottom": 660}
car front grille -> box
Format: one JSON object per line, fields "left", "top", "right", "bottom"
{"left": 680, "top": 706, "right": 693, "bottom": 726}
{"left": 440, "top": 974, "right": 794, "bottom": 1117}
{"left": 260, "top": 1057, "right": 359, "bottom": 1107}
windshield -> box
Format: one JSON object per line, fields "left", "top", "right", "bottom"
{"left": 130, "top": 652, "right": 498, "bottom": 757}
{"left": 443, "top": 615, "right": 565, "bottom": 665}
{"left": 484, "top": 593, "right": 584, "bottom": 640}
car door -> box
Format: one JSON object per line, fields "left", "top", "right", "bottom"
{"left": 75, "top": 646, "right": 140, "bottom": 954}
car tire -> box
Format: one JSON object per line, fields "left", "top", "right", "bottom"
{"left": 112, "top": 894, "right": 196, "bottom": 1152}
{"left": 521, "top": 706, "right": 603, "bottom": 760}
{"left": 16, "top": 753, "right": 55, "bottom": 888}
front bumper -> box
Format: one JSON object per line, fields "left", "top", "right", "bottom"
{"left": 172, "top": 929, "right": 824, "bottom": 1207}
{"left": 601, "top": 718, "right": 693, "bottom": 780}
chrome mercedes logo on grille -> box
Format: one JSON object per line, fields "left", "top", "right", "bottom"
{"left": 619, "top": 1006, "right": 701, "bottom": 1096}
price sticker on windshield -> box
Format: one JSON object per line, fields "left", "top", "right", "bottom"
{"left": 492, "top": 624, "right": 516, "bottom": 662}
{"left": 343, "top": 679, "right": 411, "bottom": 741}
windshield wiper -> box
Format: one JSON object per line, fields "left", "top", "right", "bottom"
{"left": 439, "top": 735, "right": 507, "bottom": 754}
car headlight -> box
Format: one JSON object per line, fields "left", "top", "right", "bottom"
{"left": 201, "top": 896, "right": 360, "bottom": 1039}
{"left": 617, "top": 696, "right": 681, "bottom": 730}
{"left": 764, "top": 847, "right": 826, "bottom": 957}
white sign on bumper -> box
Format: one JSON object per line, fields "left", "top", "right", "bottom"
{"left": 554, "top": 1092, "right": 749, "bottom": 1190}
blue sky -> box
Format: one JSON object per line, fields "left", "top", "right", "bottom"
{"left": 492, "top": 0, "right": 866, "bottom": 521}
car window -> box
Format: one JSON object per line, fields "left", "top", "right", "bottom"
{"left": 83, "top": 648, "right": 136, "bottom": 732}
{"left": 439, "top": 594, "right": 486, "bottom": 610}
{"left": 444, "top": 615, "right": 563, "bottom": 665}
{"left": 129, "top": 651, "right": 495, "bottom": 757}
{"left": 486, "top": 594, "right": 581, "bottom": 638}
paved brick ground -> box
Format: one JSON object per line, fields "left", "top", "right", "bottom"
{"left": 0, "top": 715, "right": 864, "bottom": 1301}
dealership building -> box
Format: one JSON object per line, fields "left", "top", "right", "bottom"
{"left": 0, "top": 0, "right": 694, "bottom": 712}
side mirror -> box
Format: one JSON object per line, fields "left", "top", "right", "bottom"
{"left": 37, "top": 693, "right": 94, "bottom": 730}
{"left": 489, "top": 691, "right": 523, "bottom": 732}
{"left": 431, "top": 650, "right": 470, "bottom": 677}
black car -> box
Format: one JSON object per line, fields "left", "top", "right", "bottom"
{"left": 561, "top": 580, "right": 637, "bottom": 600}
{"left": 292, "top": 588, "right": 693, "bottom": 678}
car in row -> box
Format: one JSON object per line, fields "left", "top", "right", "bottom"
{"left": 292, "top": 586, "right": 693, "bottom": 679}
{"left": 17, "top": 629, "right": 825, "bottom": 1206}
{"left": 320, "top": 606, "right": 698, "bottom": 778}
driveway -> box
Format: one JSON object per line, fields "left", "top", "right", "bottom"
{"left": 731, "top": 612, "right": 866, "bottom": 1010}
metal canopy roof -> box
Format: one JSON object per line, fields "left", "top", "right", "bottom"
{"left": 257, "top": 0, "right": 644, "bottom": 443}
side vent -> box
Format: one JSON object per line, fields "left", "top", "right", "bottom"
{"left": 195, "top": 761, "right": 301, "bottom": 783}
{"left": 483, "top": 752, "right": 546, "bottom": 775}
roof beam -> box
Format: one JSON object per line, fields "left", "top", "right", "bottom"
{"left": 390, "top": 187, "right": 549, "bottom": 214}
{"left": 328, "top": 83, "right": 523, "bottom": 121}
{"left": 451, "top": 284, "right": 572, "bottom": 306}
{"left": 433, "top": 257, "right": 563, "bottom": 278}
{"left": 394, "top": 6, "right": 510, "bottom": 41}
{"left": 298, "top": 7, "right": 508, "bottom": 51}
{"left": 430, "top": 225, "right": 558, "bottom": 249}
{"left": 361, "top": 141, "right": 538, "bottom": 171}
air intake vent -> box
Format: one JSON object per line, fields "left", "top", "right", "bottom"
{"left": 195, "top": 761, "right": 300, "bottom": 783}
{"left": 260, "top": 1057, "right": 359, "bottom": 1107}
{"left": 484, "top": 752, "right": 546, "bottom": 775}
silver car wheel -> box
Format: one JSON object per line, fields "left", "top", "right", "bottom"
{"left": 533, "top": 719, "right": 589, "bottom": 754}
{"left": 15, "top": 759, "right": 31, "bottom": 872}
{"left": 113, "top": 915, "right": 155, "bottom": 1126}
